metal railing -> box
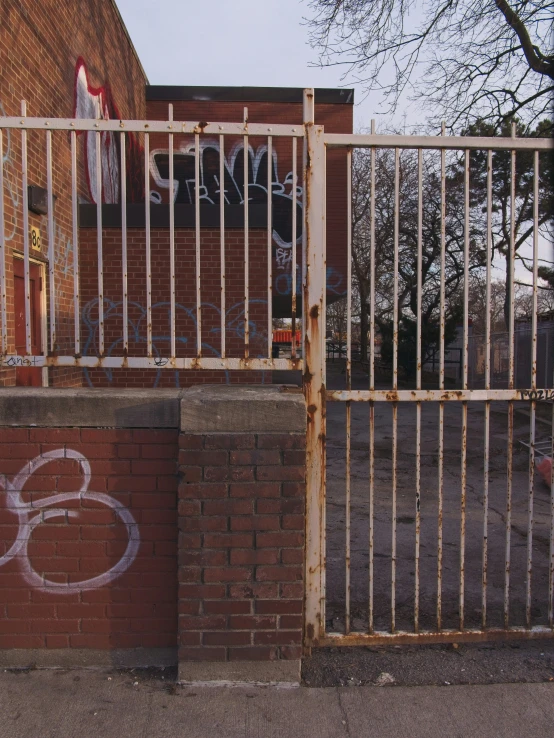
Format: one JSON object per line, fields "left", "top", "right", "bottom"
{"left": 304, "top": 119, "right": 554, "bottom": 647}
{"left": 0, "top": 105, "right": 306, "bottom": 372}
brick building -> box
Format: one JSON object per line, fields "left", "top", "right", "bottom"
{"left": 0, "top": 0, "right": 351, "bottom": 679}
{"left": 1, "top": 0, "right": 352, "bottom": 390}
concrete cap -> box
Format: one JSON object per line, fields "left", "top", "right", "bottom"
{"left": 0, "top": 388, "right": 182, "bottom": 428}
{"left": 180, "top": 385, "right": 306, "bottom": 433}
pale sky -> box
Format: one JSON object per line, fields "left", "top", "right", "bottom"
{"left": 115, "top": 0, "right": 552, "bottom": 284}
{"left": 115, "top": 0, "right": 395, "bottom": 130}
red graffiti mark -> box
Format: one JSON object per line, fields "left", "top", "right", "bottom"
{"left": 73, "top": 57, "right": 143, "bottom": 204}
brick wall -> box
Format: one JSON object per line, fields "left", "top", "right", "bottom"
{"left": 147, "top": 97, "right": 352, "bottom": 308}
{"left": 0, "top": 385, "right": 306, "bottom": 681}
{"left": 0, "top": 426, "right": 177, "bottom": 651}
{"left": 78, "top": 226, "right": 269, "bottom": 388}
{"left": 0, "top": 0, "right": 147, "bottom": 386}
{"left": 177, "top": 431, "right": 305, "bottom": 663}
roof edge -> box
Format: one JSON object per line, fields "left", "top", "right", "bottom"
{"left": 146, "top": 86, "right": 354, "bottom": 105}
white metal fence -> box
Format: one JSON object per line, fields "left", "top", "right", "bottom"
{"left": 0, "top": 107, "right": 305, "bottom": 373}
{"left": 304, "top": 114, "right": 554, "bottom": 647}
{"left": 2, "top": 92, "right": 554, "bottom": 648}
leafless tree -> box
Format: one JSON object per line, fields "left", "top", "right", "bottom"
{"left": 350, "top": 144, "right": 485, "bottom": 376}
{"left": 307, "top": 0, "right": 554, "bottom": 130}
{"left": 450, "top": 117, "right": 553, "bottom": 328}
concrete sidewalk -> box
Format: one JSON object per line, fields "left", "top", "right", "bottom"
{"left": 1, "top": 668, "right": 553, "bottom": 738}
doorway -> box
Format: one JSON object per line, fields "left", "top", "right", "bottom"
{"left": 13, "top": 257, "right": 44, "bottom": 386}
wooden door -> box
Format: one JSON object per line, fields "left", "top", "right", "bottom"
{"left": 14, "top": 258, "right": 43, "bottom": 386}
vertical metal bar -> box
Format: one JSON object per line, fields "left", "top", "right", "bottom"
{"left": 144, "top": 133, "right": 152, "bottom": 358}
{"left": 346, "top": 148, "right": 352, "bottom": 390}
{"left": 482, "top": 149, "right": 493, "bottom": 629}
{"left": 462, "top": 149, "right": 470, "bottom": 399}
{"left": 243, "top": 131, "right": 249, "bottom": 358}
{"left": 71, "top": 130, "right": 80, "bottom": 356}
{"left": 460, "top": 148, "right": 470, "bottom": 633}
{"left": 437, "top": 123, "right": 446, "bottom": 630}
{"left": 267, "top": 135, "right": 272, "bottom": 360}
{"left": 391, "top": 145, "right": 400, "bottom": 634}
{"left": 168, "top": 105, "right": 176, "bottom": 360}
{"left": 549, "top": 403, "right": 554, "bottom": 628}
{"left": 345, "top": 147, "right": 352, "bottom": 634}
{"left": 414, "top": 148, "right": 423, "bottom": 633}
{"left": 393, "top": 148, "right": 399, "bottom": 390}
{"left": 195, "top": 132, "right": 201, "bottom": 357}
{"left": 303, "top": 87, "right": 326, "bottom": 647}
{"left": 505, "top": 127, "right": 516, "bottom": 628}
{"left": 95, "top": 130, "right": 104, "bottom": 356}
{"left": 120, "top": 131, "right": 128, "bottom": 354}
{"left": 21, "top": 102, "right": 31, "bottom": 354}
{"left": 291, "top": 136, "right": 298, "bottom": 359}
{"left": 46, "top": 130, "right": 55, "bottom": 354}
{"left": 526, "top": 150, "right": 539, "bottom": 629}
{"left": 368, "top": 118, "right": 376, "bottom": 634}
{"left": 220, "top": 134, "right": 226, "bottom": 359}
{"left": 0, "top": 130, "right": 7, "bottom": 354}
{"left": 345, "top": 397, "right": 351, "bottom": 635}
{"left": 439, "top": 124, "right": 446, "bottom": 390}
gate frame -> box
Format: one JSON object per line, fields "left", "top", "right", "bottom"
{"left": 303, "top": 114, "right": 554, "bottom": 650}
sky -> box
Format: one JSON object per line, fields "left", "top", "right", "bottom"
{"left": 115, "top": 0, "right": 393, "bottom": 131}
{"left": 115, "top": 0, "right": 551, "bottom": 285}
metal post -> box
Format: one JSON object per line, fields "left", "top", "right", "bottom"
{"left": 303, "top": 88, "right": 327, "bottom": 649}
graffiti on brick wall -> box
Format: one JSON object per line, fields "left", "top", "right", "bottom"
{"left": 81, "top": 297, "right": 269, "bottom": 387}
{"left": 74, "top": 58, "right": 143, "bottom": 204}
{"left": 0, "top": 449, "right": 139, "bottom": 592}
{"left": 150, "top": 140, "right": 303, "bottom": 264}
{"left": 0, "top": 102, "right": 20, "bottom": 242}
{"left": 39, "top": 215, "right": 74, "bottom": 311}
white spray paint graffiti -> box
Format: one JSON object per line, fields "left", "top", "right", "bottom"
{"left": 39, "top": 215, "right": 74, "bottom": 308}
{"left": 150, "top": 139, "right": 303, "bottom": 260}
{"left": 74, "top": 58, "right": 119, "bottom": 204}
{"left": 0, "top": 102, "right": 20, "bottom": 242}
{"left": 0, "top": 449, "right": 140, "bottom": 591}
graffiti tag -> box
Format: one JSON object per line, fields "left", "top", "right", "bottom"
{"left": 519, "top": 389, "right": 554, "bottom": 401}
{"left": 0, "top": 449, "right": 139, "bottom": 592}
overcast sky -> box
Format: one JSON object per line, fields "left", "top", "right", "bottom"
{"left": 114, "top": 0, "right": 401, "bottom": 131}
{"left": 115, "top": 0, "right": 550, "bottom": 283}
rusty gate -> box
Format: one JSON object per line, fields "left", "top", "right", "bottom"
{"left": 303, "top": 90, "right": 554, "bottom": 647}
{"left": 1, "top": 91, "right": 553, "bottom": 648}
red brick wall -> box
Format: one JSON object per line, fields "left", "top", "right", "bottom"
{"left": 178, "top": 431, "right": 306, "bottom": 662}
{"left": 78, "top": 226, "right": 269, "bottom": 387}
{"left": 147, "top": 98, "right": 352, "bottom": 307}
{"left": 0, "top": 427, "right": 177, "bottom": 650}
{"left": 0, "top": 0, "right": 147, "bottom": 386}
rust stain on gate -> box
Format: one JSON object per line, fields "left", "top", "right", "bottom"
{"left": 302, "top": 116, "right": 554, "bottom": 649}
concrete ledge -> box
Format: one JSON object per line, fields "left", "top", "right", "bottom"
{"left": 0, "top": 388, "right": 182, "bottom": 427}
{"left": 0, "top": 647, "right": 176, "bottom": 668}
{"left": 180, "top": 385, "right": 306, "bottom": 434}
{"left": 178, "top": 659, "right": 301, "bottom": 686}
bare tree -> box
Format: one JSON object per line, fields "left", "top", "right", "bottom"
{"left": 468, "top": 276, "right": 508, "bottom": 333}
{"left": 307, "top": 0, "right": 554, "bottom": 130}
{"left": 450, "top": 117, "right": 554, "bottom": 328}
{"left": 351, "top": 144, "right": 485, "bottom": 377}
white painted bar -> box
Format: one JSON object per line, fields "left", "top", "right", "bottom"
{"left": 71, "top": 130, "right": 80, "bottom": 356}
{"left": 21, "top": 101, "right": 31, "bottom": 354}
{"left": 324, "top": 133, "right": 553, "bottom": 151}
{"left": 120, "top": 131, "right": 128, "bottom": 353}
{"left": 0, "top": 118, "right": 306, "bottom": 137}
{"left": 46, "top": 130, "right": 56, "bottom": 353}
{"left": 0, "top": 130, "right": 7, "bottom": 354}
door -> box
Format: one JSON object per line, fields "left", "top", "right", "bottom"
{"left": 14, "top": 258, "right": 43, "bottom": 386}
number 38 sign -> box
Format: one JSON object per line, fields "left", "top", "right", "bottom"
{"left": 30, "top": 226, "right": 41, "bottom": 251}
